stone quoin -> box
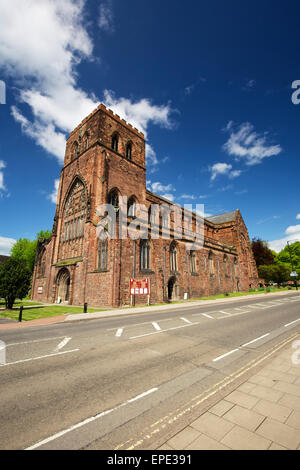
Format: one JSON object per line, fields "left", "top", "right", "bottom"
{"left": 31, "top": 104, "right": 259, "bottom": 307}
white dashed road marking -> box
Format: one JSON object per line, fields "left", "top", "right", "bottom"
{"left": 152, "top": 322, "right": 161, "bottom": 331}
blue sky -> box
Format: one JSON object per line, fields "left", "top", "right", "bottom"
{"left": 0, "top": 0, "right": 300, "bottom": 255}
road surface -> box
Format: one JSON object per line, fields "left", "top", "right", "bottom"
{"left": 0, "top": 292, "right": 299, "bottom": 450}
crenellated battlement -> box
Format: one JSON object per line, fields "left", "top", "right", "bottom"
{"left": 68, "top": 103, "right": 145, "bottom": 140}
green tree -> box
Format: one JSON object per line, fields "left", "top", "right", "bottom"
{"left": 10, "top": 230, "right": 52, "bottom": 273}
{"left": 0, "top": 258, "right": 31, "bottom": 309}
{"left": 251, "top": 238, "right": 274, "bottom": 267}
{"left": 275, "top": 241, "right": 300, "bottom": 278}
{"left": 258, "top": 263, "right": 291, "bottom": 285}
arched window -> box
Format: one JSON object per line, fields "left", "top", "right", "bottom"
{"left": 208, "top": 251, "right": 214, "bottom": 275}
{"left": 98, "top": 234, "right": 108, "bottom": 271}
{"left": 190, "top": 250, "right": 196, "bottom": 273}
{"left": 37, "top": 249, "right": 46, "bottom": 277}
{"left": 83, "top": 132, "right": 89, "bottom": 151}
{"left": 72, "top": 141, "right": 79, "bottom": 160}
{"left": 111, "top": 133, "right": 119, "bottom": 152}
{"left": 170, "top": 242, "right": 178, "bottom": 272}
{"left": 126, "top": 142, "right": 132, "bottom": 160}
{"left": 63, "top": 179, "right": 87, "bottom": 242}
{"left": 140, "top": 240, "right": 151, "bottom": 271}
{"left": 108, "top": 189, "right": 119, "bottom": 210}
{"left": 128, "top": 197, "right": 136, "bottom": 218}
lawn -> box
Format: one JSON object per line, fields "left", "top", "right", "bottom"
{"left": 0, "top": 305, "right": 105, "bottom": 322}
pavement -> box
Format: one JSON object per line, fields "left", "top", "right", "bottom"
{"left": 158, "top": 336, "right": 300, "bottom": 450}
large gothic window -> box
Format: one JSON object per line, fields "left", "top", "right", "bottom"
{"left": 63, "top": 179, "right": 87, "bottom": 242}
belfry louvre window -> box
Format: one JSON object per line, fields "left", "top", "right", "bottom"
{"left": 63, "top": 180, "right": 86, "bottom": 242}
{"left": 98, "top": 235, "right": 108, "bottom": 270}
{"left": 128, "top": 197, "right": 136, "bottom": 217}
{"left": 111, "top": 134, "right": 119, "bottom": 152}
{"left": 170, "top": 242, "right": 178, "bottom": 272}
{"left": 140, "top": 240, "right": 151, "bottom": 271}
{"left": 126, "top": 143, "right": 132, "bottom": 160}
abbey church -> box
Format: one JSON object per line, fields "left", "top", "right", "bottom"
{"left": 31, "top": 104, "right": 259, "bottom": 307}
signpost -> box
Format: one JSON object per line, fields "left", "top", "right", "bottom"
{"left": 130, "top": 279, "right": 150, "bottom": 306}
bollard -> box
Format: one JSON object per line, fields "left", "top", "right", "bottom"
{"left": 83, "top": 302, "right": 88, "bottom": 313}
{"left": 19, "top": 305, "right": 23, "bottom": 322}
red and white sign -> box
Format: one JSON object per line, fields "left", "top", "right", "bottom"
{"left": 130, "top": 278, "right": 150, "bottom": 295}
{"left": 37, "top": 287, "right": 43, "bottom": 294}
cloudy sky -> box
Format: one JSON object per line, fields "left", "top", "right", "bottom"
{"left": 0, "top": 0, "right": 299, "bottom": 255}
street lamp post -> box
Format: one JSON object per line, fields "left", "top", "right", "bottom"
{"left": 287, "top": 241, "right": 298, "bottom": 291}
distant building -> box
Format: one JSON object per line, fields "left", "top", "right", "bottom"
{"left": 31, "top": 104, "right": 259, "bottom": 307}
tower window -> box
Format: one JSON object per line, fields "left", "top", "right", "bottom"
{"left": 128, "top": 197, "right": 136, "bottom": 218}
{"left": 126, "top": 143, "right": 132, "bottom": 160}
{"left": 108, "top": 189, "right": 119, "bottom": 210}
{"left": 111, "top": 134, "right": 119, "bottom": 152}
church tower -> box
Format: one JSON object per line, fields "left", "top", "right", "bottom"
{"left": 32, "top": 104, "right": 146, "bottom": 307}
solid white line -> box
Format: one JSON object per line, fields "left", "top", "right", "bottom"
{"left": 241, "top": 333, "right": 270, "bottom": 347}
{"left": 180, "top": 317, "right": 192, "bottom": 324}
{"left": 116, "top": 328, "right": 123, "bottom": 337}
{"left": 130, "top": 322, "right": 199, "bottom": 339}
{"left": 54, "top": 337, "right": 71, "bottom": 352}
{"left": 2, "top": 349, "right": 80, "bottom": 367}
{"left": 202, "top": 313, "right": 214, "bottom": 319}
{"left": 152, "top": 322, "right": 161, "bottom": 331}
{"left": 212, "top": 349, "right": 240, "bottom": 362}
{"left": 284, "top": 319, "right": 300, "bottom": 327}
{"left": 25, "top": 387, "right": 158, "bottom": 450}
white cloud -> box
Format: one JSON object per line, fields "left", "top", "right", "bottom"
{"left": 1, "top": 1, "right": 174, "bottom": 173}
{"left": 161, "top": 193, "right": 175, "bottom": 202}
{"left": 103, "top": 90, "right": 174, "bottom": 136}
{"left": 223, "top": 122, "right": 282, "bottom": 166}
{"left": 296, "top": 214, "right": 300, "bottom": 220}
{"left": 0, "top": 236, "right": 16, "bottom": 255}
{"left": 210, "top": 163, "right": 241, "bottom": 181}
{"left": 180, "top": 194, "right": 196, "bottom": 200}
{"left": 98, "top": 0, "right": 114, "bottom": 32}
{"left": 1, "top": 0, "right": 96, "bottom": 162}
{"left": 48, "top": 179, "right": 60, "bottom": 204}
{"left": 0, "top": 160, "right": 6, "bottom": 191}
{"left": 150, "top": 182, "right": 174, "bottom": 193}
{"left": 268, "top": 220, "right": 300, "bottom": 252}
{"left": 243, "top": 79, "right": 256, "bottom": 90}
{"left": 257, "top": 215, "right": 280, "bottom": 225}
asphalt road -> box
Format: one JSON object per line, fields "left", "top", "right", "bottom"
{"left": 0, "top": 292, "right": 299, "bottom": 450}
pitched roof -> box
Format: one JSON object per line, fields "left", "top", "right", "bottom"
{"left": 206, "top": 211, "right": 237, "bottom": 224}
